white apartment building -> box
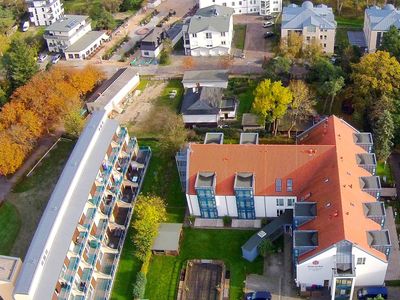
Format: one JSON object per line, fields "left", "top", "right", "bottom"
{"left": 364, "top": 5, "right": 400, "bottom": 53}
{"left": 25, "top": 0, "right": 64, "bottom": 26}
{"left": 281, "top": 1, "right": 336, "bottom": 54}
{"left": 183, "top": 5, "right": 234, "bottom": 56}
{"left": 13, "top": 109, "right": 151, "bottom": 300}
{"left": 44, "top": 15, "right": 108, "bottom": 59}
{"left": 199, "top": 0, "right": 282, "bottom": 15}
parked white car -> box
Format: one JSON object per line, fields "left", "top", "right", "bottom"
{"left": 38, "top": 53, "right": 48, "bottom": 63}
{"left": 22, "top": 21, "right": 29, "bottom": 32}
{"left": 263, "top": 21, "right": 274, "bottom": 28}
{"left": 51, "top": 54, "right": 62, "bottom": 64}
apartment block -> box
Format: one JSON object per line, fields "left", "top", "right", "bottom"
{"left": 25, "top": 0, "right": 64, "bottom": 26}
{"left": 364, "top": 5, "right": 400, "bottom": 53}
{"left": 182, "top": 5, "right": 234, "bottom": 56}
{"left": 176, "top": 116, "right": 390, "bottom": 300}
{"left": 281, "top": 1, "right": 336, "bottom": 54}
{"left": 13, "top": 109, "right": 151, "bottom": 300}
{"left": 199, "top": 0, "right": 282, "bottom": 15}
{"left": 44, "top": 15, "right": 108, "bottom": 59}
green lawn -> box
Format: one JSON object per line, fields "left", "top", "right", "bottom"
{"left": 377, "top": 161, "right": 394, "bottom": 186}
{"left": 233, "top": 24, "right": 247, "bottom": 50}
{"left": 14, "top": 139, "right": 76, "bottom": 193}
{"left": 157, "top": 80, "right": 184, "bottom": 113}
{"left": 144, "top": 228, "right": 263, "bottom": 300}
{"left": 237, "top": 81, "right": 257, "bottom": 118}
{"left": 336, "top": 16, "right": 364, "bottom": 28}
{"left": 0, "top": 202, "right": 21, "bottom": 255}
{"left": 140, "top": 140, "right": 186, "bottom": 223}
{"left": 63, "top": 0, "right": 101, "bottom": 14}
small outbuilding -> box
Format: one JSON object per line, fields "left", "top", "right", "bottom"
{"left": 152, "top": 223, "right": 183, "bottom": 256}
{"left": 241, "top": 113, "right": 263, "bottom": 131}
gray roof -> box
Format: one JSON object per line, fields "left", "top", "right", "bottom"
{"left": 354, "top": 132, "right": 373, "bottom": 144}
{"left": 234, "top": 172, "right": 254, "bottom": 189}
{"left": 141, "top": 27, "right": 165, "bottom": 43}
{"left": 65, "top": 31, "right": 106, "bottom": 53}
{"left": 167, "top": 23, "right": 183, "bottom": 40}
{"left": 182, "top": 70, "right": 229, "bottom": 86}
{"left": 359, "top": 176, "right": 381, "bottom": 189}
{"left": 14, "top": 110, "right": 119, "bottom": 299}
{"left": 152, "top": 223, "right": 183, "bottom": 251}
{"left": 45, "top": 15, "right": 88, "bottom": 32}
{"left": 282, "top": 2, "right": 336, "bottom": 30}
{"left": 363, "top": 202, "right": 386, "bottom": 217}
{"left": 347, "top": 31, "right": 367, "bottom": 48}
{"left": 241, "top": 113, "right": 263, "bottom": 127}
{"left": 188, "top": 5, "right": 234, "bottom": 34}
{"left": 86, "top": 68, "right": 139, "bottom": 108}
{"left": 366, "top": 5, "right": 400, "bottom": 31}
{"left": 195, "top": 172, "right": 216, "bottom": 188}
{"left": 294, "top": 230, "right": 318, "bottom": 247}
{"left": 204, "top": 132, "right": 224, "bottom": 144}
{"left": 181, "top": 87, "right": 224, "bottom": 115}
{"left": 240, "top": 133, "right": 259, "bottom": 145}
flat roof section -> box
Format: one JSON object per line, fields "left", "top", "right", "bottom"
{"left": 182, "top": 70, "right": 229, "bottom": 87}
{"left": 65, "top": 31, "right": 107, "bottom": 53}
{"left": 353, "top": 132, "right": 373, "bottom": 145}
{"left": 152, "top": 223, "right": 182, "bottom": 251}
{"left": 240, "top": 133, "right": 259, "bottom": 145}
{"left": 46, "top": 15, "right": 88, "bottom": 32}
{"left": 234, "top": 172, "right": 254, "bottom": 189}
{"left": 294, "top": 202, "right": 317, "bottom": 217}
{"left": 0, "top": 256, "right": 20, "bottom": 282}
{"left": 347, "top": 31, "right": 367, "bottom": 48}
{"left": 356, "top": 153, "right": 377, "bottom": 165}
{"left": 359, "top": 176, "right": 381, "bottom": 189}
{"left": 204, "top": 132, "right": 224, "bottom": 144}
{"left": 195, "top": 172, "right": 215, "bottom": 188}
{"left": 293, "top": 230, "right": 318, "bottom": 247}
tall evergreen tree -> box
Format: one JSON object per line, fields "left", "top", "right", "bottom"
{"left": 373, "top": 109, "right": 394, "bottom": 161}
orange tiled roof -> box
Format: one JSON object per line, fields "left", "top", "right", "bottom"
{"left": 187, "top": 115, "right": 386, "bottom": 262}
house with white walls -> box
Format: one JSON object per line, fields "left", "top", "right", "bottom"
{"left": 176, "top": 116, "right": 390, "bottom": 300}
{"left": 25, "top": 0, "right": 64, "bottom": 26}
{"left": 199, "top": 0, "right": 282, "bottom": 15}
{"left": 182, "top": 5, "right": 234, "bottom": 56}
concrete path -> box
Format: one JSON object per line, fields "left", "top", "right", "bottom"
{"left": 385, "top": 206, "right": 400, "bottom": 280}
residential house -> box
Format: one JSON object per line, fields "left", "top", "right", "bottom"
{"left": 182, "top": 5, "right": 234, "bottom": 56}
{"left": 44, "top": 15, "right": 108, "bottom": 60}
{"left": 25, "top": 0, "right": 64, "bottom": 26}
{"left": 199, "top": 0, "right": 282, "bottom": 15}
{"left": 86, "top": 68, "right": 140, "bottom": 114}
{"left": 13, "top": 109, "right": 151, "bottom": 300}
{"left": 281, "top": 1, "right": 336, "bottom": 54}
{"left": 140, "top": 24, "right": 183, "bottom": 58}
{"left": 363, "top": 5, "right": 400, "bottom": 53}
{"left": 180, "top": 70, "right": 237, "bottom": 126}
{"left": 0, "top": 256, "right": 22, "bottom": 300}
{"left": 176, "top": 116, "right": 390, "bottom": 300}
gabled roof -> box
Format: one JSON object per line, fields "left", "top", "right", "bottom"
{"left": 282, "top": 2, "right": 336, "bottom": 30}
{"left": 181, "top": 87, "right": 224, "bottom": 115}
{"left": 186, "top": 115, "right": 387, "bottom": 262}
{"left": 188, "top": 5, "right": 233, "bottom": 34}
{"left": 366, "top": 5, "right": 400, "bottom": 31}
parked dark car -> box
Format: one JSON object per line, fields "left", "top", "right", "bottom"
{"left": 263, "top": 15, "right": 274, "bottom": 20}
{"left": 245, "top": 291, "right": 272, "bottom": 300}
{"left": 357, "top": 286, "right": 388, "bottom": 300}
{"left": 264, "top": 32, "right": 274, "bottom": 38}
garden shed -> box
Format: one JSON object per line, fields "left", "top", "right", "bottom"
{"left": 152, "top": 223, "right": 183, "bottom": 256}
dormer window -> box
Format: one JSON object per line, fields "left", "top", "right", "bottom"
{"left": 275, "top": 178, "right": 282, "bottom": 192}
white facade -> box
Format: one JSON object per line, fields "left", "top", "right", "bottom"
{"left": 184, "top": 24, "right": 233, "bottom": 56}
{"left": 199, "top": 0, "right": 282, "bottom": 15}
{"left": 44, "top": 15, "right": 91, "bottom": 53}
{"left": 186, "top": 194, "right": 295, "bottom": 217}
{"left": 296, "top": 244, "right": 388, "bottom": 300}
{"left": 26, "top": 0, "right": 64, "bottom": 26}
{"left": 64, "top": 31, "right": 108, "bottom": 60}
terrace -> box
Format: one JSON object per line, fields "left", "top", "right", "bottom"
{"left": 367, "top": 230, "right": 391, "bottom": 256}
{"left": 359, "top": 176, "right": 382, "bottom": 198}
{"left": 363, "top": 202, "right": 386, "bottom": 226}
{"left": 293, "top": 202, "right": 317, "bottom": 227}
{"left": 204, "top": 133, "right": 224, "bottom": 145}
{"left": 353, "top": 132, "right": 373, "bottom": 152}
{"left": 239, "top": 133, "right": 259, "bottom": 145}
{"left": 356, "top": 153, "right": 377, "bottom": 174}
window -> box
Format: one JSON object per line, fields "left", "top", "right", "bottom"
{"left": 276, "top": 198, "right": 284, "bottom": 206}
{"left": 206, "top": 32, "right": 212, "bottom": 39}
{"left": 287, "top": 198, "right": 295, "bottom": 207}
{"left": 324, "top": 43, "right": 327, "bottom": 48}
{"left": 223, "top": 2, "right": 227, "bottom": 6}
{"left": 232, "top": 1, "right": 235, "bottom": 6}
{"left": 192, "top": 33, "right": 197, "bottom": 38}
{"left": 144, "top": 51, "right": 149, "bottom": 56}
{"left": 239, "top": 1, "right": 242, "bottom": 4}
{"left": 357, "top": 257, "right": 366, "bottom": 265}
{"left": 275, "top": 178, "right": 282, "bottom": 192}
{"left": 206, "top": 44, "right": 213, "bottom": 48}
{"left": 287, "top": 179, "right": 293, "bottom": 192}
{"left": 221, "top": 32, "right": 226, "bottom": 37}
{"left": 221, "top": 41, "right": 226, "bottom": 45}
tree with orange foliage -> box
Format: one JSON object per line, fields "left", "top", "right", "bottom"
{"left": 0, "top": 133, "right": 27, "bottom": 175}
{"left": 182, "top": 56, "right": 196, "bottom": 70}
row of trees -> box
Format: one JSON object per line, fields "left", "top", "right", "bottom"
{"left": 0, "top": 66, "right": 104, "bottom": 175}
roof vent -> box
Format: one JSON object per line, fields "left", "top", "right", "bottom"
{"left": 324, "top": 178, "right": 329, "bottom": 183}
{"left": 257, "top": 230, "right": 267, "bottom": 238}
{"left": 326, "top": 202, "right": 331, "bottom": 208}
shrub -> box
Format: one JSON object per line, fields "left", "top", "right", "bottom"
{"left": 132, "top": 272, "right": 147, "bottom": 299}
{"left": 223, "top": 215, "right": 232, "bottom": 227}
{"left": 258, "top": 239, "right": 275, "bottom": 257}
{"left": 159, "top": 50, "right": 171, "bottom": 65}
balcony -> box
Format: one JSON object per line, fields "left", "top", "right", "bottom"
{"left": 359, "top": 176, "right": 381, "bottom": 198}
{"left": 112, "top": 206, "right": 130, "bottom": 227}
{"left": 293, "top": 230, "right": 318, "bottom": 257}
{"left": 356, "top": 153, "right": 377, "bottom": 175}
{"left": 353, "top": 132, "right": 373, "bottom": 153}
{"left": 106, "top": 226, "right": 125, "bottom": 250}
{"left": 367, "top": 230, "right": 391, "bottom": 256}
{"left": 363, "top": 202, "right": 386, "bottom": 227}
{"left": 294, "top": 202, "right": 317, "bottom": 227}
{"left": 93, "top": 278, "right": 112, "bottom": 300}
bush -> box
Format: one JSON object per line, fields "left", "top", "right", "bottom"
{"left": 258, "top": 239, "right": 275, "bottom": 257}
{"left": 140, "top": 252, "right": 152, "bottom": 274}
{"left": 159, "top": 50, "right": 171, "bottom": 65}
{"left": 132, "top": 272, "right": 147, "bottom": 299}
{"left": 223, "top": 215, "right": 232, "bottom": 227}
